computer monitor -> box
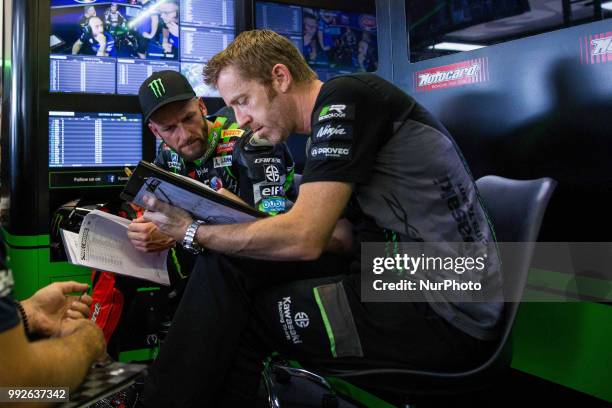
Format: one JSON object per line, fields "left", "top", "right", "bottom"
{"left": 48, "top": 111, "right": 142, "bottom": 168}
{"left": 49, "top": 0, "right": 234, "bottom": 96}
{"left": 255, "top": 1, "right": 378, "bottom": 81}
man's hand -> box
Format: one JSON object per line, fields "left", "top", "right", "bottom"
{"left": 21, "top": 282, "right": 92, "bottom": 337}
{"left": 141, "top": 195, "right": 193, "bottom": 242}
{"left": 166, "top": 21, "right": 179, "bottom": 37}
{"left": 127, "top": 216, "right": 176, "bottom": 252}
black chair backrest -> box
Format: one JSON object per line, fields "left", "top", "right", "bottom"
{"left": 325, "top": 176, "right": 557, "bottom": 381}
{"left": 476, "top": 175, "right": 557, "bottom": 304}
{"left": 473, "top": 175, "right": 557, "bottom": 374}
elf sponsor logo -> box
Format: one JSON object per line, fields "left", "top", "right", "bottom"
{"left": 260, "top": 185, "right": 284, "bottom": 198}
{"left": 216, "top": 140, "right": 236, "bottom": 154}
{"left": 278, "top": 297, "right": 302, "bottom": 344}
{"left": 415, "top": 59, "right": 488, "bottom": 92}
{"left": 581, "top": 33, "right": 612, "bottom": 64}
{"left": 254, "top": 157, "right": 282, "bottom": 164}
{"left": 0, "top": 268, "right": 14, "bottom": 297}
{"left": 310, "top": 143, "right": 351, "bottom": 160}
{"left": 213, "top": 155, "right": 232, "bottom": 168}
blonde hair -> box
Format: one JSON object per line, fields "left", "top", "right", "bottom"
{"left": 204, "top": 29, "right": 317, "bottom": 87}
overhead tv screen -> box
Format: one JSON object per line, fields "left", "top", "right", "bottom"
{"left": 50, "top": 0, "right": 234, "bottom": 96}
{"left": 256, "top": 1, "right": 378, "bottom": 81}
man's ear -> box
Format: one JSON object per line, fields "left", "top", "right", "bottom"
{"left": 197, "top": 97, "right": 208, "bottom": 116}
{"left": 148, "top": 122, "right": 162, "bottom": 140}
{"left": 271, "top": 64, "right": 292, "bottom": 93}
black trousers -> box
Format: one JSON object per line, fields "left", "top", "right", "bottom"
{"left": 142, "top": 251, "right": 491, "bottom": 407}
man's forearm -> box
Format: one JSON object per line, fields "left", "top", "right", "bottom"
{"left": 195, "top": 213, "right": 324, "bottom": 261}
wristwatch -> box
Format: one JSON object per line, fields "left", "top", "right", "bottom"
{"left": 182, "top": 220, "right": 205, "bottom": 254}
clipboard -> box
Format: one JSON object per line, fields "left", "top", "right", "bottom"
{"left": 121, "top": 161, "right": 268, "bottom": 224}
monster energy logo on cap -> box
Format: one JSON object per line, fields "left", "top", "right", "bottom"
{"left": 138, "top": 70, "right": 196, "bottom": 123}
{"left": 148, "top": 78, "right": 166, "bottom": 98}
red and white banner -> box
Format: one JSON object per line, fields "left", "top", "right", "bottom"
{"left": 580, "top": 32, "right": 612, "bottom": 65}
{"left": 413, "top": 58, "right": 489, "bottom": 92}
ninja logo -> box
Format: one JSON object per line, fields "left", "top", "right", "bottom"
{"left": 148, "top": 78, "right": 166, "bottom": 98}
{"left": 265, "top": 165, "right": 280, "bottom": 182}
{"left": 316, "top": 124, "right": 347, "bottom": 140}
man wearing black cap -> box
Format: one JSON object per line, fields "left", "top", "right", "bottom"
{"left": 128, "top": 70, "right": 297, "bottom": 253}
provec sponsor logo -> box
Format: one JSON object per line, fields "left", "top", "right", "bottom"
{"left": 311, "top": 146, "right": 350, "bottom": 157}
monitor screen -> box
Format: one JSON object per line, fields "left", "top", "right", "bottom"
{"left": 49, "top": 0, "right": 234, "bottom": 96}
{"left": 255, "top": 1, "right": 378, "bottom": 81}
{"left": 49, "top": 111, "right": 143, "bottom": 168}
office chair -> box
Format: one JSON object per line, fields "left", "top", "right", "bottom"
{"left": 264, "top": 175, "right": 557, "bottom": 407}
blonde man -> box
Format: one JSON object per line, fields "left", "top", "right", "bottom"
{"left": 140, "top": 30, "right": 502, "bottom": 407}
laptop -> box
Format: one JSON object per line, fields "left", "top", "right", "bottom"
{"left": 59, "top": 361, "right": 147, "bottom": 408}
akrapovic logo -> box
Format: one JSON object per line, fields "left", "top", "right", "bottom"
{"left": 418, "top": 64, "right": 480, "bottom": 87}
{"left": 316, "top": 124, "right": 347, "bottom": 139}
{"left": 148, "top": 78, "right": 166, "bottom": 98}
{"left": 414, "top": 59, "right": 488, "bottom": 92}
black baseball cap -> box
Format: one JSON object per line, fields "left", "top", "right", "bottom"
{"left": 138, "top": 70, "right": 196, "bottom": 123}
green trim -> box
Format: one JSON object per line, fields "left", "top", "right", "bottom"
{"left": 284, "top": 169, "right": 295, "bottom": 192}
{"left": 2, "top": 231, "right": 49, "bottom": 247}
{"left": 170, "top": 248, "right": 186, "bottom": 279}
{"left": 512, "top": 302, "right": 612, "bottom": 402}
{"left": 527, "top": 267, "right": 612, "bottom": 302}
{"left": 313, "top": 287, "right": 337, "bottom": 358}
{"left": 136, "top": 286, "right": 161, "bottom": 292}
{"left": 119, "top": 348, "right": 157, "bottom": 363}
